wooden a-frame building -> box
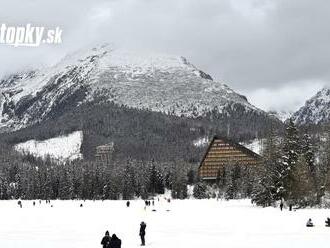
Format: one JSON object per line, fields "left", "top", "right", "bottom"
{"left": 198, "top": 136, "right": 262, "bottom": 181}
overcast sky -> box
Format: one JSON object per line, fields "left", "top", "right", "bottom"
{"left": 0, "top": 0, "right": 329, "bottom": 112}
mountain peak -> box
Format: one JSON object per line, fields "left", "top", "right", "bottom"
{"left": 0, "top": 45, "right": 273, "bottom": 132}
{"left": 292, "top": 86, "right": 330, "bottom": 125}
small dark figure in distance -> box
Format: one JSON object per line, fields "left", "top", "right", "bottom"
{"left": 101, "top": 230, "right": 111, "bottom": 248}
{"left": 306, "top": 218, "right": 314, "bottom": 227}
{"left": 152, "top": 200, "right": 154, "bottom": 206}
{"left": 140, "top": 221, "right": 147, "bottom": 246}
{"left": 126, "top": 201, "right": 130, "bottom": 207}
{"left": 109, "top": 234, "right": 121, "bottom": 248}
{"left": 280, "top": 202, "right": 283, "bottom": 211}
{"left": 18, "top": 200, "right": 22, "bottom": 208}
{"left": 33, "top": 201, "right": 36, "bottom": 206}
{"left": 289, "top": 204, "right": 293, "bottom": 211}
{"left": 325, "top": 218, "right": 330, "bottom": 227}
{"left": 80, "top": 204, "right": 83, "bottom": 207}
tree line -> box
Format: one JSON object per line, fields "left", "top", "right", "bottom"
{"left": 0, "top": 147, "right": 195, "bottom": 200}
{"left": 252, "top": 120, "right": 330, "bottom": 207}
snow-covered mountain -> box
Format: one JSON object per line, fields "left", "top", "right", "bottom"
{"left": 292, "top": 87, "right": 330, "bottom": 125}
{"left": 0, "top": 44, "right": 275, "bottom": 132}
{"left": 268, "top": 110, "right": 293, "bottom": 123}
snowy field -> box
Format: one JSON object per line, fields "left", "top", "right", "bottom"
{"left": 14, "top": 131, "right": 83, "bottom": 162}
{"left": 1, "top": 199, "right": 330, "bottom": 248}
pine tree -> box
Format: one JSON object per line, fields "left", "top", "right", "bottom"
{"left": 301, "top": 132, "right": 319, "bottom": 203}
{"left": 187, "top": 169, "right": 195, "bottom": 185}
{"left": 147, "top": 163, "right": 164, "bottom": 195}
{"left": 252, "top": 126, "right": 282, "bottom": 206}
{"left": 292, "top": 154, "right": 314, "bottom": 206}
{"left": 322, "top": 127, "right": 330, "bottom": 195}
{"left": 193, "top": 182, "right": 208, "bottom": 199}
{"left": 280, "top": 119, "right": 300, "bottom": 200}
{"left": 122, "top": 160, "right": 136, "bottom": 200}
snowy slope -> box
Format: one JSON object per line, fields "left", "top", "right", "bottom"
{"left": 268, "top": 110, "right": 293, "bottom": 123}
{"left": 292, "top": 87, "right": 330, "bottom": 125}
{"left": 0, "top": 44, "right": 274, "bottom": 132}
{"left": 0, "top": 199, "right": 330, "bottom": 248}
{"left": 240, "top": 138, "right": 264, "bottom": 155}
{"left": 14, "top": 131, "right": 83, "bottom": 161}
{"left": 193, "top": 137, "right": 210, "bottom": 147}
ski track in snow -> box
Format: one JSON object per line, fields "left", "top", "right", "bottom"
{"left": 0, "top": 199, "right": 329, "bottom": 248}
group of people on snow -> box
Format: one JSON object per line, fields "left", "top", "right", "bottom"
{"left": 279, "top": 202, "right": 330, "bottom": 228}
{"left": 101, "top": 231, "right": 122, "bottom": 248}
{"left": 306, "top": 218, "right": 330, "bottom": 227}
{"left": 101, "top": 221, "right": 147, "bottom": 247}
{"left": 279, "top": 201, "right": 293, "bottom": 211}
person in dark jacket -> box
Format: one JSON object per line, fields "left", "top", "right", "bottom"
{"left": 101, "top": 230, "right": 111, "bottom": 248}
{"left": 109, "top": 234, "right": 121, "bottom": 248}
{"left": 325, "top": 217, "right": 330, "bottom": 227}
{"left": 280, "top": 201, "right": 283, "bottom": 211}
{"left": 140, "top": 221, "right": 147, "bottom": 246}
{"left": 126, "top": 201, "right": 130, "bottom": 207}
{"left": 306, "top": 218, "right": 314, "bottom": 227}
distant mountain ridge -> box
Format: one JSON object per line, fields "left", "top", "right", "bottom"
{"left": 0, "top": 44, "right": 278, "bottom": 133}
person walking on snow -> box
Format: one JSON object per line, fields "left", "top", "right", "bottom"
{"left": 101, "top": 230, "right": 111, "bottom": 248}
{"left": 140, "top": 221, "right": 147, "bottom": 246}
{"left": 109, "top": 234, "right": 121, "bottom": 248}
{"left": 280, "top": 201, "right": 283, "bottom": 211}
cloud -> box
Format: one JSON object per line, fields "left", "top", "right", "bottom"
{"left": 243, "top": 80, "right": 327, "bottom": 112}
{"left": 0, "top": 0, "right": 329, "bottom": 111}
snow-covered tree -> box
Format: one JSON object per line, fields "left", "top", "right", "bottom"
{"left": 252, "top": 126, "right": 283, "bottom": 206}
{"left": 280, "top": 119, "right": 300, "bottom": 200}
{"left": 193, "top": 182, "right": 208, "bottom": 199}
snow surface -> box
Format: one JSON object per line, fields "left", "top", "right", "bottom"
{"left": 0, "top": 199, "right": 330, "bottom": 248}
{"left": 241, "top": 139, "right": 264, "bottom": 155}
{"left": 14, "top": 131, "right": 83, "bottom": 162}
{"left": 268, "top": 110, "right": 293, "bottom": 122}
{"left": 193, "top": 137, "right": 209, "bottom": 147}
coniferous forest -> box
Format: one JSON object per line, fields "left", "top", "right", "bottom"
{"left": 0, "top": 101, "right": 328, "bottom": 208}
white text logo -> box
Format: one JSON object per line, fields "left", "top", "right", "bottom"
{"left": 0, "top": 24, "right": 63, "bottom": 47}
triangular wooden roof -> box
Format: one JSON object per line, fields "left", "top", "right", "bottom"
{"left": 198, "top": 136, "right": 262, "bottom": 169}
